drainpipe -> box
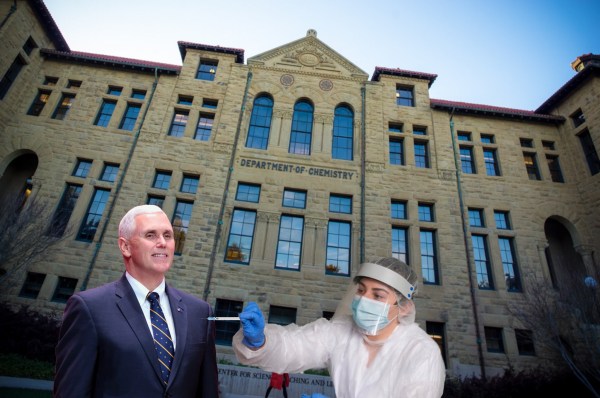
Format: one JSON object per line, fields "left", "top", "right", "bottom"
{"left": 80, "top": 67, "right": 160, "bottom": 291}
{"left": 449, "top": 109, "right": 486, "bottom": 379}
{"left": 359, "top": 84, "right": 367, "bottom": 264}
{"left": 202, "top": 70, "right": 253, "bottom": 301}
{"left": 0, "top": 1, "right": 17, "bottom": 31}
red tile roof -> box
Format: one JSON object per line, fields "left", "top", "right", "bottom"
{"left": 371, "top": 67, "right": 438, "bottom": 87}
{"left": 178, "top": 41, "right": 245, "bottom": 64}
{"left": 430, "top": 99, "right": 564, "bottom": 124}
{"left": 40, "top": 49, "right": 181, "bottom": 74}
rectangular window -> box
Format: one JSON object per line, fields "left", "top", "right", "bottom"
{"left": 23, "top": 36, "right": 38, "bottom": 55}
{"left": 196, "top": 59, "right": 218, "bottom": 81}
{"left": 499, "top": 237, "right": 521, "bottom": 292}
{"left": 570, "top": 108, "right": 585, "bottom": 128}
{"left": 147, "top": 195, "right": 164, "bottom": 208}
{"left": 19, "top": 272, "right": 46, "bottom": 299}
{"left": 282, "top": 189, "right": 306, "bottom": 209}
{"left": 235, "top": 183, "right": 261, "bottom": 203}
{"left": 494, "top": 210, "right": 511, "bottom": 230}
{"left": 418, "top": 203, "right": 434, "bottom": 222}
{"left": 460, "top": 146, "right": 476, "bottom": 174}
{"left": 275, "top": 215, "right": 304, "bottom": 270}
{"left": 515, "top": 329, "right": 535, "bottom": 356}
{"left": 48, "top": 184, "right": 82, "bottom": 237}
{"left": 94, "top": 100, "right": 117, "bottom": 127}
{"left": 414, "top": 141, "right": 429, "bottom": 168}
{"left": 472, "top": 234, "right": 493, "bottom": 289}
{"left": 225, "top": 209, "right": 256, "bottom": 264}
{"left": 44, "top": 76, "right": 58, "bottom": 86}
{"left": 542, "top": 140, "right": 555, "bottom": 150}
{"left": 396, "top": 85, "right": 414, "bottom": 106}
{"left": 100, "top": 163, "right": 119, "bottom": 182}
{"left": 468, "top": 208, "right": 485, "bottom": 227}
{"left": 520, "top": 138, "right": 534, "bottom": 148}
{"left": 480, "top": 134, "right": 495, "bottom": 144}
{"left": 153, "top": 170, "right": 172, "bottom": 190}
{"left": 483, "top": 149, "right": 500, "bottom": 176}
{"left": 389, "top": 138, "right": 404, "bottom": 165}
{"left": 73, "top": 159, "right": 93, "bottom": 178}
{"left": 457, "top": 131, "right": 471, "bottom": 141}
{"left": 51, "top": 276, "right": 78, "bottom": 303}
{"left": 119, "top": 103, "right": 141, "bottom": 131}
{"left": 168, "top": 110, "right": 189, "bottom": 137}
{"left": 546, "top": 155, "right": 564, "bottom": 183}
{"left": 426, "top": 321, "right": 447, "bottom": 367}
{"left": 52, "top": 93, "right": 76, "bottom": 120}
{"left": 326, "top": 220, "right": 351, "bottom": 275}
{"left": 391, "top": 200, "right": 407, "bottom": 219}
{"left": 66, "top": 80, "right": 82, "bottom": 89}
{"left": 268, "top": 305, "right": 297, "bottom": 326}
{"left": 0, "top": 55, "right": 26, "bottom": 100}
{"left": 180, "top": 174, "right": 200, "bottom": 194}
{"left": 202, "top": 99, "right": 218, "bottom": 108}
{"left": 389, "top": 123, "right": 403, "bottom": 133}
{"left": 131, "top": 89, "right": 146, "bottom": 99}
{"left": 392, "top": 226, "right": 408, "bottom": 263}
{"left": 107, "top": 86, "right": 122, "bottom": 96}
{"left": 523, "top": 153, "right": 541, "bottom": 180}
{"left": 578, "top": 130, "right": 600, "bottom": 175}
{"left": 172, "top": 200, "right": 193, "bottom": 255}
{"left": 413, "top": 126, "right": 427, "bottom": 136}
{"left": 420, "top": 229, "right": 438, "bottom": 285}
{"left": 194, "top": 113, "right": 214, "bottom": 141}
{"left": 329, "top": 194, "right": 352, "bottom": 214}
{"left": 178, "top": 95, "right": 193, "bottom": 105}
{"left": 27, "top": 90, "right": 51, "bottom": 116}
{"left": 214, "top": 299, "right": 243, "bottom": 346}
{"left": 77, "top": 188, "right": 111, "bottom": 242}
{"left": 484, "top": 327, "right": 505, "bottom": 353}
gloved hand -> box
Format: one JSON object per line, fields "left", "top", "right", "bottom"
{"left": 239, "top": 301, "right": 265, "bottom": 348}
{"left": 301, "top": 394, "right": 329, "bottom": 398}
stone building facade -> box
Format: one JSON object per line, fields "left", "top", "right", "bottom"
{"left": 1, "top": 0, "right": 599, "bottom": 379}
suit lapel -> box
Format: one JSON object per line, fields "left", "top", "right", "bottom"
{"left": 114, "top": 274, "right": 164, "bottom": 385}
{"left": 166, "top": 285, "right": 187, "bottom": 384}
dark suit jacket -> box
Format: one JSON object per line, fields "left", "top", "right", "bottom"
{"left": 54, "top": 274, "right": 219, "bottom": 397}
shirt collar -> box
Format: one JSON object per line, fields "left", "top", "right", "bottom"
{"left": 125, "top": 271, "right": 166, "bottom": 306}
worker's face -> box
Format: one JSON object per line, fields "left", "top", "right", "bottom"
{"left": 119, "top": 212, "right": 175, "bottom": 279}
{"left": 356, "top": 277, "right": 400, "bottom": 320}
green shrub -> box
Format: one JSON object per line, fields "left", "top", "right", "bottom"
{"left": 0, "top": 353, "right": 54, "bottom": 380}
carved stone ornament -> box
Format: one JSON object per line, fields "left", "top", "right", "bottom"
{"left": 319, "top": 79, "right": 333, "bottom": 91}
{"left": 280, "top": 74, "right": 294, "bottom": 86}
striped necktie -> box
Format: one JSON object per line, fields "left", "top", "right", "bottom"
{"left": 147, "top": 292, "right": 175, "bottom": 385}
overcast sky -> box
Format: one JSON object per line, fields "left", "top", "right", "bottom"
{"left": 43, "top": 0, "right": 600, "bottom": 111}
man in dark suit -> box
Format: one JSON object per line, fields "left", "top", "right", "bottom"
{"left": 54, "top": 205, "right": 219, "bottom": 397}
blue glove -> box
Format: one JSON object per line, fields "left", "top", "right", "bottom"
{"left": 301, "top": 394, "right": 329, "bottom": 398}
{"left": 239, "top": 301, "right": 265, "bottom": 348}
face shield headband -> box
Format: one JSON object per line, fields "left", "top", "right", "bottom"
{"left": 356, "top": 262, "right": 415, "bottom": 300}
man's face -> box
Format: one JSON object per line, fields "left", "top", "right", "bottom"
{"left": 121, "top": 212, "right": 175, "bottom": 279}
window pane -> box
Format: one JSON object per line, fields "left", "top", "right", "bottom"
{"left": 329, "top": 195, "right": 352, "bottom": 214}
{"left": 289, "top": 101, "right": 313, "bottom": 155}
{"left": 214, "top": 299, "right": 243, "bottom": 346}
{"left": 173, "top": 200, "right": 193, "bottom": 254}
{"left": 51, "top": 276, "right": 78, "bottom": 303}
{"left": 195, "top": 113, "right": 214, "bottom": 141}
{"left": 468, "top": 208, "right": 484, "bottom": 227}
{"left": 153, "top": 171, "right": 172, "bottom": 189}
{"left": 168, "top": 110, "right": 189, "bottom": 137}
{"left": 499, "top": 237, "right": 521, "bottom": 292}
{"left": 236, "top": 183, "right": 261, "bottom": 203}
{"left": 19, "top": 272, "right": 46, "bottom": 299}
{"left": 246, "top": 96, "right": 273, "bottom": 150}
{"left": 282, "top": 189, "right": 306, "bottom": 209}
{"left": 472, "top": 235, "right": 493, "bottom": 289}
{"left": 418, "top": 203, "right": 434, "bottom": 222}
{"left": 275, "top": 215, "right": 304, "bottom": 270}
{"left": 326, "top": 221, "right": 351, "bottom": 275}
{"left": 196, "top": 59, "right": 218, "bottom": 81}
{"left": 119, "top": 103, "right": 141, "bottom": 131}
{"left": 100, "top": 163, "right": 119, "bottom": 182}
{"left": 225, "top": 209, "right": 256, "bottom": 264}
{"left": 52, "top": 94, "right": 75, "bottom": 120}
{"left": 420, "top": 230, "right": 438, "bottom": 284}
{"left": 389, "top": 139, "right": 404, "bottom": 165}
{"left": 77, "top": 188, "right": 111, "bottom": 241}
{"left": 392, "top": 226, "right": 408, "bottom": 263}
{"left": 180, "top": 175, "right": 200, "bottom": 194}
{"left": 332, "top": 105, "right": 353, "bottom": 160}
{"left": 391, "top": 201, "right": 407, "bottom": 219}
{"left": 414, "top": 141, "right": 429, "bottom": 168}
{"left": 27, "top": 90, "right": 51, "bottom": 116}
{"left": 48, "top": 184, "right": 82, "bottom": 237}
{"left": 73, "top": 159, "right": 92, "bottom": 178}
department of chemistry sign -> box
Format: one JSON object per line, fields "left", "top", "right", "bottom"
{"left": 239, "top": 157, "right": 356, "bottom": 180}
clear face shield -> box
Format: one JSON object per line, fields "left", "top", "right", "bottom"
{"left": 333, "top": 261, "right": 416, "bottom": 333}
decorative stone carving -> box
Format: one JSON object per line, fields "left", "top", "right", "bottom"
{"left": 280, "top": 74, "right": 294, "bottom": 86}
{"left": 319, "top": 79, "right": 333, "bottom": 91}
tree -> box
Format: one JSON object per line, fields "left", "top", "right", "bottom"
{"left": 509, "top": 269, "right": 600, "bottom": 397}
{"left": 0, "top": 194, "right": 72, "bottom": 287}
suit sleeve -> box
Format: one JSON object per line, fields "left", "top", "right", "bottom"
{"left": 54, "top": 294, "right": 98, "bottom": 398}
{"left": 198, "top": 304, "right": 219, "bottom": 398}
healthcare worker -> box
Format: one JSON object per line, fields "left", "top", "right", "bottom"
{"left": 232, "top": 257, "right": 446, "bottom": 398}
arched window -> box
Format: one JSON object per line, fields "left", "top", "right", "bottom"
{"left": 289, "top": 100, "right": 313, "bottom": 155}
{"left": 332, "top": 105, "right": 353, "bottom": 160}
{"left": 246, "top": 95, "right": 273, "bottom": 150}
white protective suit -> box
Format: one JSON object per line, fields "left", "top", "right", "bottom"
{"left": 232, "top": 315, "right": 446, "bottom": 398}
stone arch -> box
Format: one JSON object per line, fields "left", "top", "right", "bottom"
{"left": 543, "top": 216, "right": 587, "bottom": 290}
{"left": 0, "top": 150, "right": 39, "bottom": 207}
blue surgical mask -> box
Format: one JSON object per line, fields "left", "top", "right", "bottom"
{"left": 351, "top": 295, "right": 391, "bottom": 335}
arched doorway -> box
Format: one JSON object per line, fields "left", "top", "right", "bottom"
{"left": 0, "top": 152, "right": 39, "bottom": 208}
{"left": 543, "top": 217, "right": 587, "bottom": 290}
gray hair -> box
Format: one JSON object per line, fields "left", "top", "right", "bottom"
{"left": 118, "top": 205, "right": 165, "bottom": 239}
